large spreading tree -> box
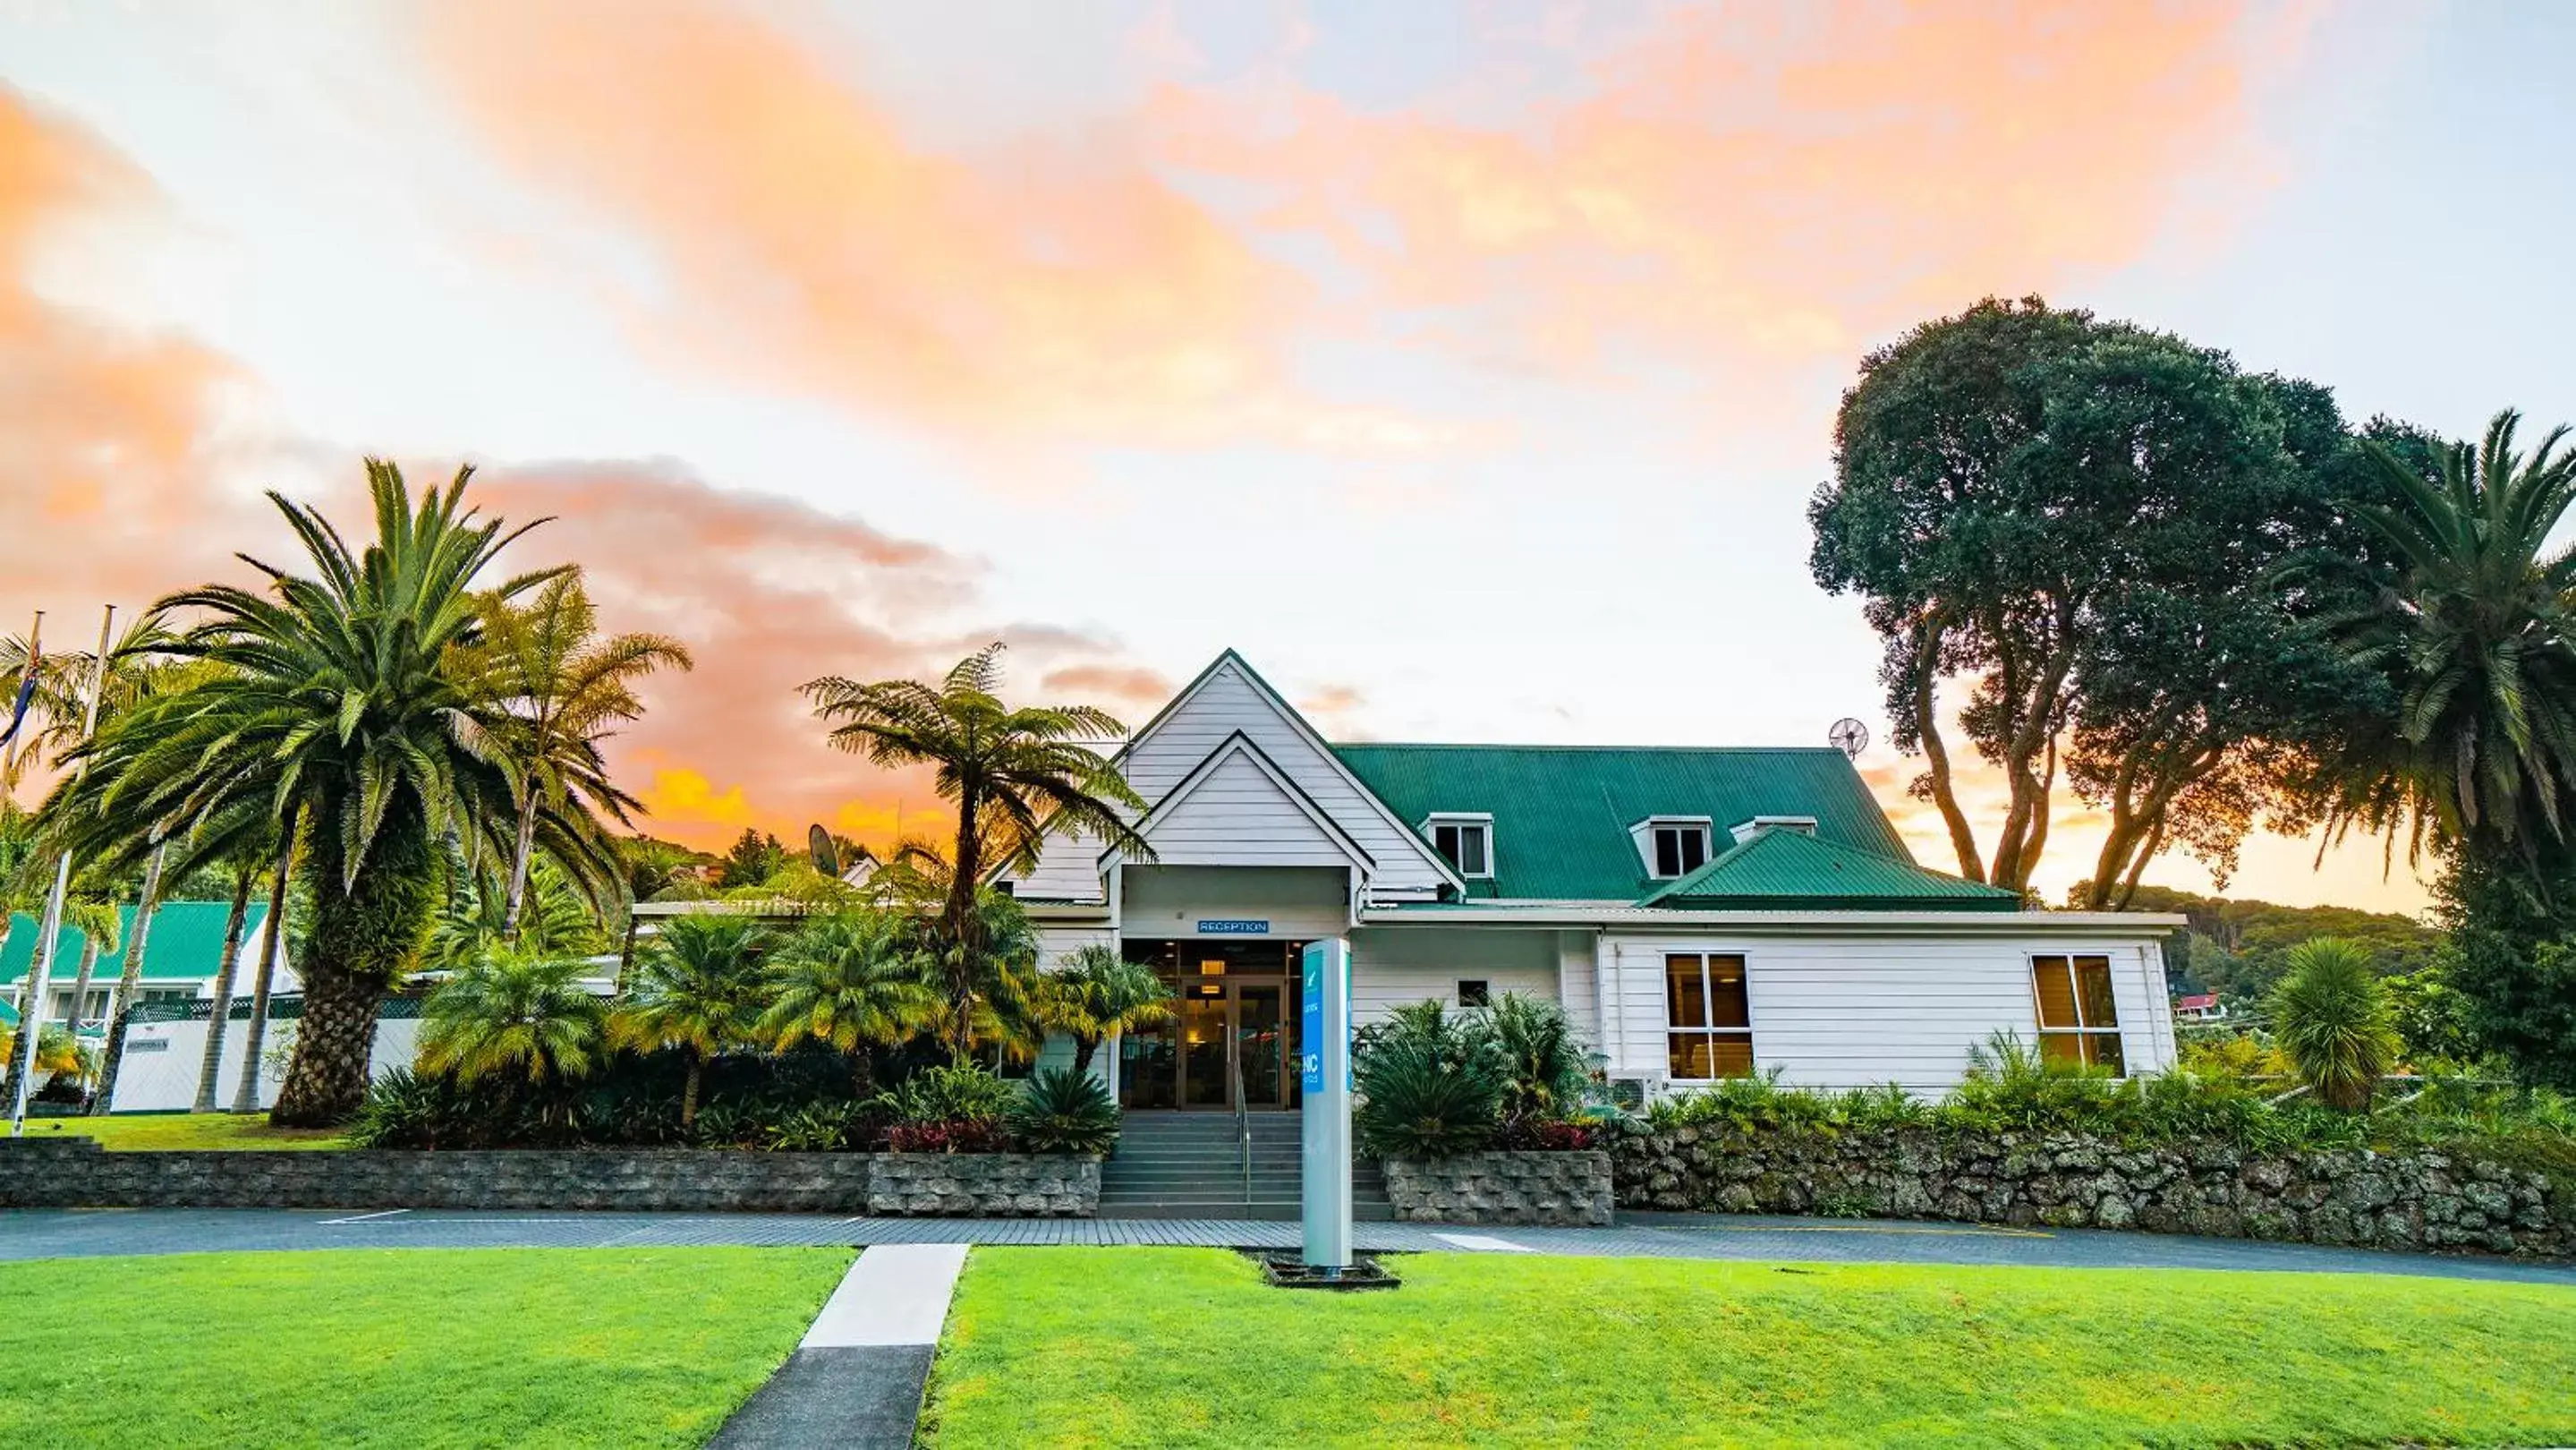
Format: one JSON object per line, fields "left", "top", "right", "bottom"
{"left": 1809, "top": 297, "right": 2385, "bottom": 905}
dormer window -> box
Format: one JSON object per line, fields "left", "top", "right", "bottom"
{"left": 1634, "top": 816, "right": 1713, "bottom": 879}
{"left": 1728, "top": 816, "right": 1818, "bottom": 847}
{"left": 1424, "top": 813, "right": 1493, "bottom": 878}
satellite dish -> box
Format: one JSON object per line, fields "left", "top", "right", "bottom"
{"left": 1829, "top": 718, "right": 1869, "bottom": 759}
{"left": 807, "top": 823, "right": 839, "bottom": 877}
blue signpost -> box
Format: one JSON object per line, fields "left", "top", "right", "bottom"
{"left": 1299, "top": 939, "right": 1353, "bottom": 1272}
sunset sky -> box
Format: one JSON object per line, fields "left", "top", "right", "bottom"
{"left": 5, "top": 1, "right": 2572, "bottom": 916}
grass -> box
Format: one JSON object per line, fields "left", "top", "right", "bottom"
{"left": 17, "top": 1112, "right": 346, "bottom": 1150}
{"left": 0, "top": 1248, "right": 846, "bottom": 1448}
{"left": 927, "top": 1249, "right": 2576, "bottom": 1448}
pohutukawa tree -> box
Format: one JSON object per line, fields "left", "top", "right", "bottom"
{"left": 802, "top": 644, "right": 1152, "bottom": 1057}
{"left": 59, "top": 461, "right": 627, "bottom": 1125}
{"left": 1809, "top": 296, "right": 2385, "bottom": 905}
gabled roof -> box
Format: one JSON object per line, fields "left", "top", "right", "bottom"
{"left": 1637, "top": 827, "right": 2019, "bottom": 911}
{"left": 1333, "top": 743, "right": 1914, "bottom": 902}
{"left": 1099, "top": 730, "right": 1375, "bottom": 874}
{"left": 2, "top": 902, "right": 268, "bottom": 985}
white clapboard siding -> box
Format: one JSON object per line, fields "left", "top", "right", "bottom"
{"left": 1598, "top": 933, "right": 2177, "bottom": 1094}
{"left": 1005, "top": 656, "right": 1451, "bottom": 901}
{"left": 1121, "top": 865, "right": 1353, "bottom": 942}
{"left": 1033, "top": 925, "right": 1114, "bottom": 975}
{"left": 1349, "top": 927, "right": 1561, "bottom": 1027}
{"left": 1130, "top": 749, "right": 1362, "bottom": 869}
{"left": 1556, "top": 931, "right": 1601, "bottom": 1047}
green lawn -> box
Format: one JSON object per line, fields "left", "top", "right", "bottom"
{"left": 927, "top": 1249, "right": 2576, "bottom": 1447}
{"left": 18, "top": 1113, "right": 345, "bottom": 1150}
{"left": 0, "top": 1249, "right": 848, "bottom": 1448}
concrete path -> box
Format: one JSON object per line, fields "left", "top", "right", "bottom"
{"left": 4, "top": 1207, "right": 2571, "bottom": 1284}
{"left": 708, "top": 1245, "right": 967, "bottom": 1450}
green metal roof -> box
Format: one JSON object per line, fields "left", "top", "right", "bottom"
{"left": 1, "top": 902, "right": 267, "bottom": 986}
{"left": 1331, "top": 743, "right": 1925, "bottom": 904}
{"left": 1637, "top": 826, "right": 2019, "bottom": 911}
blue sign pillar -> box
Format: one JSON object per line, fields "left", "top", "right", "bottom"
{"left": 1299, "top": 938, "right": 1353, "bottom": 1271}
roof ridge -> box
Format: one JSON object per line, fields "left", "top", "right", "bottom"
{"left": 1331, "top": 742, "right": 1851, "bottom": 755}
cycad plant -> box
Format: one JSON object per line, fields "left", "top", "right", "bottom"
{"left": 614, "top": 914, "right": 771, "bottom": 1126}
{"left": 2268, "top": 938, "right": 2401, "bottom": 1112}
{"left": 1006, "top": 1065, "right": 1120, "bottom": 1155}
{"left": 419, "top": 952, "right": 607, "bottom": 1088}
{"left": 760, "top": 910, "right": 932, "bottom": 1092}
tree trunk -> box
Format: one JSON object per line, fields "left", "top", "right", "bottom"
{"left": 681, "top": 1053, "right": 702, "bottom": 1128}
{"left": 63, "top": 937, "right": 101, "bottom": 1042}
{"left": 941, "top": 798, "right": 984, "bottom": 1060}
{"left": 92, "top": 843, "right": 167, "bottom": 1113}
{"left": 1909, "top": 624, "right": 1987, "bottom": 883}
{"left": 1072, "top": 1033, "right": 1099, "bottom": 1074}
{"left": 271, "top": 810, "right": 437, "bottom": 1126}
{"left": 270, "top": 964, "right": 384, "bottom": 1126}
{"left": 193, "top": 864, "right": 257, "bottom": 1113}
{"left": 232, "top": 827, "right": 298, "bottom": 1113}
{"left": 501, "top": 790, "right": 538, "bottom": 943}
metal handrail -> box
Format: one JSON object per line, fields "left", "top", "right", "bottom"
{"left": 1235, "top": 1056, "right": 1252, "bottom": 1205}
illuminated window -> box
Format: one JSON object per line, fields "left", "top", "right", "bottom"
{"left": 1665, "top": 952, "right": 1753, "bottom": 1079}
{"left": 2031, "top": 954, "right": 2125, "bottom": 1075}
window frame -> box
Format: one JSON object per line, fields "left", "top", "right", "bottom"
{"left": 1635, "top": 815, "right": 1714, "bottom": 880}
{"left": 2028, "top": 952, "right": 2126, "bottom": 1077}
{"left": 1662, "top": 950, "right": 1756, "bottom": 1081}
{"left": 1422, "top": 812, "right": 1495, "bottom": 879}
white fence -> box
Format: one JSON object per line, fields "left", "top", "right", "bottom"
{"left": 106, "top": 1002, "right": 422, "bottom": 1113}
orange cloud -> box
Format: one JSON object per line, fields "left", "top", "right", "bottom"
{"left": 1156, "top": 0, "right": 2274, "bottom": 380}
{"left": 472, "top": 459, "right": 1164, "bottom": 855}
{"left": 417, "top": 0, "right": 1466, "bottom": 456}
{"left": 0, "top": 84, "right": 252, "bottom": 612}
{"left": 1041, "top": 663, "right": 1176, "bottom": 713}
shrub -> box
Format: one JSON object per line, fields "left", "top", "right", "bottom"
{"left": 2270, "top": 938, "right": 2402, "bottom": 1110}
{"left": 1006, "top": 1066, "right": 1120, "bottom": 1155}
{"left": 1492, "top": 1117, "right": 1595, "bottom": 1151}
{"left": 1356, "top": 1035, "right": 1504, "bottom": 1159}
{"left": 1948, "top": 1031, "right": 2127, "bottom": 1134}
{"left": 1483, "top": 992, "right": 1592, "bottom": 1123}
{"left": 874, "top": 1062, "right": 1016, "bottom": 1125}
{"left": 766, "top": 1101, "right": 867, "bottom": 1152}
{"left": 886, "top": 1120, "right": 1012, "bottom": 1154}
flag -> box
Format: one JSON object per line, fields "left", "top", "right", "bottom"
{"left": 0, "top": 651, "right": 34, "bottom": 750}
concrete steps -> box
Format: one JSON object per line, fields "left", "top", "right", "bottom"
{"left": 1102, "top": 1112, "right": 1390, "bottom": 1221}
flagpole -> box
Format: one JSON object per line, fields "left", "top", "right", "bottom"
{"left": 8, "top": 604, "right": 113, "bottom": 1137}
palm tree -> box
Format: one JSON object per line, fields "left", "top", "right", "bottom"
{"left": 760, "top": 910, "right": 934, "bottom": 1093}
{"left": 614, "top": 914, "right": 770, "bottom": 1125}
{"left": 1030, "top": 943, "right": 1173, "bottom": 1075}
{"left": 419, "top": 951, "right": 607, "bottom": 1086}
{"left": 58, "top": 461, "right": 619, "bottom": 1125}
{"left": 191, "top": 847, "right": 262, "bottom": 1113}
{"left": 424, "top": 856, "right": 605, "bottom": 975}
{"left": 803, "top": 644, "right": 1149, "bottom": 1056}
{"left": 450, "top": 575, "right": 690, "bottom": 941}
{"left": 2268, "top": 938, "right": 2401, "bottom": 1111}
{"left": 54, "top": 893, "right": 120, "bottom": 1042}
{"left": 2320, "top": 411, "right": 2576, "bottom": 864}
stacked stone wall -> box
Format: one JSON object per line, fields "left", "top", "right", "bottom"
{"left": 1383, "top": 1150, "right": 1614, "bottom": 1226}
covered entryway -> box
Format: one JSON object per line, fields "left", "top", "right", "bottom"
{"left": 1114, "top": 938, "right": 1304, "bottom": 1112}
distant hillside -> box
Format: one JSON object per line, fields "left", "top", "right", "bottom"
{"left": 2078, "top": 883, "right": 2443, "bottom": 1006}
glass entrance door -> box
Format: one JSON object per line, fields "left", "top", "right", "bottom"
{"left": 1178, "top": 992, "right": 1230, "bottom": 1108}
{"left": 1237, "top": 983, "right": 1285, "bottom": 1109}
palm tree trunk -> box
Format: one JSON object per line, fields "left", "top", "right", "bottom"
{"left": 501, "top": 789, "right": 538, "bottom": 943}
{"left": 91, "top": 842, "right": 168, "bottom": 1113}
{"left": 232, "top": 825, "right": 298, "bottom": 1113}
{"left": 272, "top": 812, "right": 436, "bottom": 1126}
{"left": 942, "top": 798, "right": 982, "bottom": 1060}
{"left": 682, "top": 1053, "right": 702, "bottom": 1129}
{"left": 193, "top": 863, "right": 257, "bottom": 1113}
{"left": 63, "top": 936, "right": 101, "bottom": 1043}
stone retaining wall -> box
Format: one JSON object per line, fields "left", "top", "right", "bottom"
{"left": 1383, "top": 1149, "right": 1614, "bottom": 1226}
{"left": 0, "top": 1139, "right": 1099, "bottom": 1215}
{"left": 1613, "top": 1124, "right": 2572, "bottom": 1257}
{"left": 868, "top": 1153, "right": 1099, "bottom": 1217}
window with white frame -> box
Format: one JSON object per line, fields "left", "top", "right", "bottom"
{"left": 2030, "top": 953, "right": 2125, "bottom": 1075}
{"left": 1424, "top": 814, "right": 1492, "bottom": 878}
{"left": 1642, "top": 819, "right": 1711, "bottom": 878}
{"left": 1665, "top": 951, "right": 1754, "bottom": 1079}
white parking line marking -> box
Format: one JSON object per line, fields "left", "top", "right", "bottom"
{"left": 1433, "top": 1232, "right": 1531, "bottom": 1252}
{"left": 318, "top": 1208, "right": 410, "bottom": 1225}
